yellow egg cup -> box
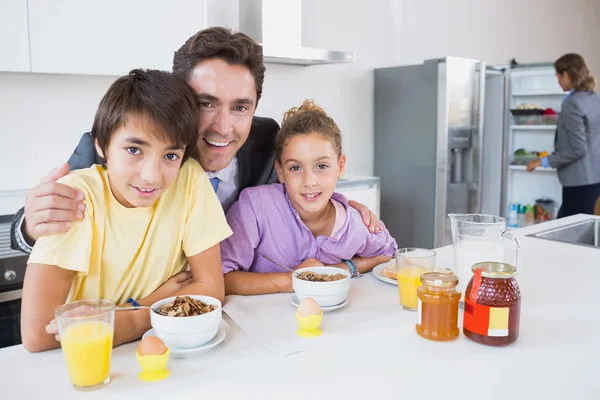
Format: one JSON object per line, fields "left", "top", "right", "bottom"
{"left": 136, "top": 347, "right": 170, "bottom": 382}
{"left": 296, "top": 311, "right": 323, "bottom": 338}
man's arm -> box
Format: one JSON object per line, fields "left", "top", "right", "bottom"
{"left": 10, "top": 133, "right": 98, "bottom": 253}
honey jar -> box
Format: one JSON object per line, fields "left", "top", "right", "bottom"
{"left": 463, "top": 262, "right": 521, "bottom": 346}
{"left": 416, "top": 272, "right": 461, "bottom": 341}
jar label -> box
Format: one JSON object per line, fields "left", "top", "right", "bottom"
{"left": 417, "top": 298, "right": 422, "bottom": 325}
{"left": 464, "top": 300, "right": 510, "bottom": 337}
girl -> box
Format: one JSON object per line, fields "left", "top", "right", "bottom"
{"left": 221, "top": 100, "right": 398, "bottom": 295}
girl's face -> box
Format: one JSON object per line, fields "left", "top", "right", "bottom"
{"left": 275, "top": 132, "right": 346, "bottom": 218}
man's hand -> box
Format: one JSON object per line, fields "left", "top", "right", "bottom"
{"left": 526, "top": 159, "right": 542, "bottom": 172}
{"left": 348, "top": 200, "right": 382, "bottom": 234}
{"left": 143, "top": 271, "right": 193, "bottom": 305}
{"left": 24, "top": 163, "right": 85, "bottom": 242}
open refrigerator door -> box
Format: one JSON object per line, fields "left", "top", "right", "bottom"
{"left": 502, "top": 63, "right": 565, "bottom": 228}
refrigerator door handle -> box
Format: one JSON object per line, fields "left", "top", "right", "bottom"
{"left": 476, "top": 61, "right": 486, "bottom": 214}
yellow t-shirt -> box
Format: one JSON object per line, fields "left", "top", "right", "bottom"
{"left": 28, "top": 159, "right": 233, "bottom": 304}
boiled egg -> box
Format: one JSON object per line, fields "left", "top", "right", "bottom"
{"left": 297, "top": 298, "right": 322, "bottom": 316}
{"left": 137, "top": 336, "right": 167, "bottom": 356}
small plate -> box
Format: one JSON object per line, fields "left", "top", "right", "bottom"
{"left": 372, "top": 261, "right": 452, "bottom": 286}
{"left": 372, "top": 260, "right": 397, "bottom": 285}
{"left": 142, "top": 323, "right": 226, "bottom": 358}
{"left": 290, "top": 294, "right": 348, "bottom": 312}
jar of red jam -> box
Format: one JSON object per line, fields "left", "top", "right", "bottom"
{"left": 463, "top": 262, "right": 521, "bottom": 346}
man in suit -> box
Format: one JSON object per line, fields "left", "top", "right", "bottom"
{"left": 11, "top": 27, "right": 380, "bottom": 254}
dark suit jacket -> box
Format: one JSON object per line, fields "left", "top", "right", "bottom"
{"left": 10, "top": 116, "right": 280, "bottom": 252}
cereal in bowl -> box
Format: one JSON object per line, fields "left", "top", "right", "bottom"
{"left": 299, "top": 271, "right": 347, "bottom": 282}
{"left": 158, "top": 296, "right": 217, "bottom": 317}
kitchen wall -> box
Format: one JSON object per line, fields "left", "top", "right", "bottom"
{"left": 1, "top": 0, "right": 599, "bottom": 199}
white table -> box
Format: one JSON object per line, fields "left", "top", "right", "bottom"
{"left": 1, "top": 214, "right": 599, "bottom": 399}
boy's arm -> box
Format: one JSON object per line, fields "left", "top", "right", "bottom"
{"left": 20, "top": 263, "right": 75, "bottom": 352}
{"left": 22, "top": 263, "right": 188, "bottom": 352}
{"left": 171, "top": 243, "right": 225, "bottom": 303}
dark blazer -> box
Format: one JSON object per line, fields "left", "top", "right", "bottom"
{"left": 10, "top": 116, "right": 280, "bottom": 253}
{"left": 547, "top": 90, "right": 600, "bottom": 187}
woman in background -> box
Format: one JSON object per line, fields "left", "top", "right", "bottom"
{"left": 528, "top": 53, "right": 600, "bottom": 218}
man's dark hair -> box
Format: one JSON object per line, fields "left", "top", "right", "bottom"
{"left": 91, "top": 68, "right": 199, "bottom": 164}
{"left": 173, "top": 27, "right": 265, "bottom": 105}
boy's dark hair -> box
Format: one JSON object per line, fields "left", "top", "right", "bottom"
{"left": 91, "top": 69, "right": 199, "bottom": 164}
{"left": 172, "top": 27, "right": 265, "bottom": 105}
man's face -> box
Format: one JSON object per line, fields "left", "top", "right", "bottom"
{"left": 187, "top": 59, "right": 257, "bottom": 172}
{"left": 96, "top": 118, "right": 185, "bottom": 208}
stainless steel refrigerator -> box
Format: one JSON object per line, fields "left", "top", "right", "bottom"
{"left": 374, "top": 57, "right": 507, "bottom": 249}
{"left": 374, "top": 57, "right": 565, "bottom": 249}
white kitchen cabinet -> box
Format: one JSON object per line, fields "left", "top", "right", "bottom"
{"left": 28, "top": 0, "right": 207, "bottom": 76}
{"left": 0, "top": 0, "right": 30, "bottom": 72}
{"left": 335, "top": 177, "right": 381, "bottom": 219}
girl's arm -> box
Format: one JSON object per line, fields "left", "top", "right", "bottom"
{"left": 327, "top": 255, "right": 392, "bottom": 274}
{"left": 224, "top": 271, "right": 292, "bottom": 295}
{"left": 224, "top": 257, "right": 323, "bottom": 295}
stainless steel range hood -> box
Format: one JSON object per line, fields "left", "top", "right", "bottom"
{"left": 238, "top": 0, "right": 355, "bottom": 66}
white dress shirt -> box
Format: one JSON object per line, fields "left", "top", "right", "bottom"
{"left": 206, "top": 156, "right": 240, "bottom": 213}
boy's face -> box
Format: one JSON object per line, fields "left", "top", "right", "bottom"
{"left": 275, "top": 133, "right": 346, "bottom": 218}
{"left": 186, "top": 59, "right": 257, "bottom": 173}
{"left": 95, "top": 118, "right": 185, "bottom": 208}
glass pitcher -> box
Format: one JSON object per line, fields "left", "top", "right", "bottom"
{"left": 448, "top": 214, "right": 520, "bottom": 298}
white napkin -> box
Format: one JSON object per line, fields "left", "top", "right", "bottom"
{"left": 222, "top": 274, "right": 420, "bottom": 357}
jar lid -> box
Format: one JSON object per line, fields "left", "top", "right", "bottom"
{"left": 420, "top": 272, "right": 459, "bottom": 288}
{"left": 471, "top": 262, "right": 517, "bottom": 278}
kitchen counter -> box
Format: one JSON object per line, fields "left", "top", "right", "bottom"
{"left": 1, "top": 214, "right": 598, "bottom": 399}
{"left": 335, "top": 174, "right": 380, "bottom": 189}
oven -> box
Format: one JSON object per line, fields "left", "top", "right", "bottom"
{"left": 0, "top": 217, "right": 27, "bottom": 349}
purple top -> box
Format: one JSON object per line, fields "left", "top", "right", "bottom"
{"left": 221, "top": 183, "right": 398, "bottom": 273}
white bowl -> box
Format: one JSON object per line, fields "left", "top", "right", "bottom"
{"left": 292, "top": 266, "right": 351, "bottom": 307}
{"left": 150, "top": 295, "right": 222, "bottom": 350}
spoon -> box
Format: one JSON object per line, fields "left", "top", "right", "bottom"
{"left": 93, "top": 305, "right": 167, "bottom": 316}
{"left": 262, "top": 255, "right": 307, "bottom": 280}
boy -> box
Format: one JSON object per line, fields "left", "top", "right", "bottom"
{"left": 21, "top": 69, "right": 232, "bottom": 352}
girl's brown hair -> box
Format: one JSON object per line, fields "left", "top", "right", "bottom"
{"left": 554, "top": 53, "right": 596, "bottom": 92}
{"left": 275, "top": 99, "right": 342, "bottom": 161}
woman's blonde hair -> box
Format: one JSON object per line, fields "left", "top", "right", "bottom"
{"left": 554, "top": 53, "right": 596, "bottom": 92}
{"left": 275, "top": 99, "right": 342, "bottom": 161}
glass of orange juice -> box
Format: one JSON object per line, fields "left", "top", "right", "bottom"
{"left": 395, "top": 248, "right": 436, "bottom": 310}
{"left": 55, "top": 300, "right": 115, "bottom": 391}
